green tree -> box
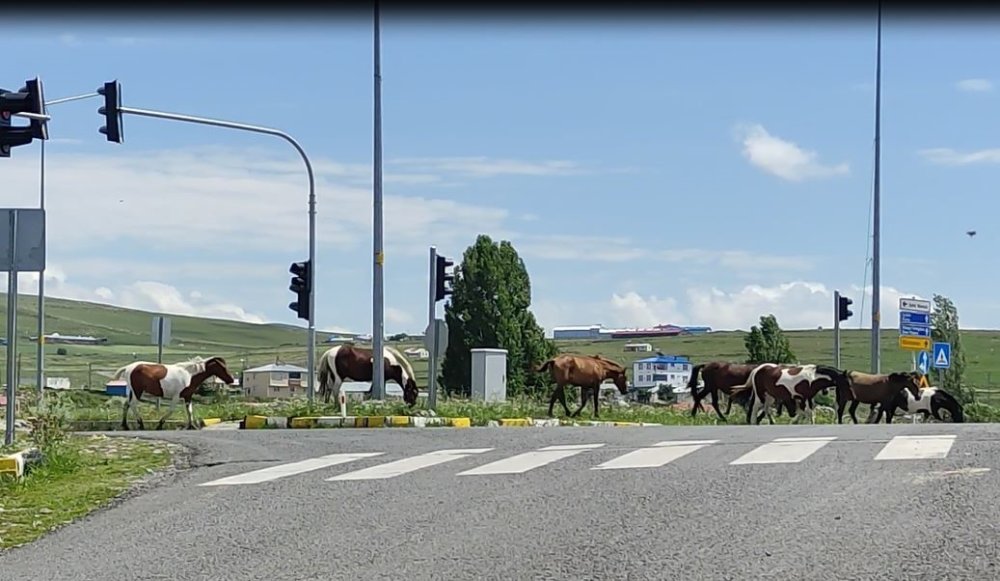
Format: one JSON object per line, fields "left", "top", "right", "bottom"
{"left": 930, "top": 294, "right": 970, "bottom": 403}
{"left": 744, "top": 314, "right": 797, "bottom": 364}
{"left": 440, "top": 234, "right": 558, "bottom": 397}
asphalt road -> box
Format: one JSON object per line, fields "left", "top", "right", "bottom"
{"left": 2, "top": 423, "right": 1000, "bottom": 581}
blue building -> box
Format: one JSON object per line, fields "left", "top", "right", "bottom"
{"left": 631, "top": 354, "right": 693, "bottom": 391}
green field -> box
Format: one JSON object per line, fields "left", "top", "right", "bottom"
{"left": 3, "top": 292, "right": 1000, "bottom": 400}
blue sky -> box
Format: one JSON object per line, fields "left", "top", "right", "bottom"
{"left": 3, "top": 15, "right": 1000, "bottom": 334}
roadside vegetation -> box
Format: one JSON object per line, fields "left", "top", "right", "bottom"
{"left": 0, "top": 409, "right": 177, "bottom": 550}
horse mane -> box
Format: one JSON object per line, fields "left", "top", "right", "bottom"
{"left": 172, "top": 355, "right": 209, "bottom": 374}
{"left": 384, "top": 345, "right": 416, "bottom": 383}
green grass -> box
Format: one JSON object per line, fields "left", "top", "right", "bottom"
{"left": 0, "top": 434, "right": 175, "bottom": 550}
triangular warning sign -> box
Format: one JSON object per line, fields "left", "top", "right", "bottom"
{"left": 935, "top": 349, "right": 949, "bottom": 367}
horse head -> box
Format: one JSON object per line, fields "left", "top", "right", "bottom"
{"left": 204, "top": 356, "right": 236, "bottom": 385}
{"left": 888, "top": 371, "right": 922, "bottom": 400}
{"left": 610, "top": 369, "right": 628, "bottom": 395}
{"left": 816, "top": 365, "right": 851, "bottom": 395}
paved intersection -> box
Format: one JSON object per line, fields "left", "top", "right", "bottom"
{"left": 2, "top": 423, "right": 999, "bottom": 581}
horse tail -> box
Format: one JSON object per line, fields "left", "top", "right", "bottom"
{"left": 687, "top": 363, "right": 705, "bottom": 399}
{"left": 536, "top": 359, "right": 555, "bottom": 374}
{"left": 111, "top": 364, "right": 129, "bottom": 381}
{"left": 933, "top": 389, "right": 965, "bottom": 423}
{"left": 317, "top": 348, "right": 336, "bottom": 398}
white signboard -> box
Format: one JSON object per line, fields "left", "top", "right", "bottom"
{"left": 899, "top": 298, "right": 931, "bottom": 314}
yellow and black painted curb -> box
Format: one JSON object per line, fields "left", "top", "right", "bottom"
{"left": 0, "top": 447, "right": 43, "bottom": 479}
{"left": 65, "top": 417, "right": 227, "bottom": 432}
{"left": 240, "top": 415, "right": 472, "bottom": 429}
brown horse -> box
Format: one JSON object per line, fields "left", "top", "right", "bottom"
{"left": 835, "top": 370, "right": 922, "bottom": 424}
{"left": 113, "top": 356, "right": 236, "bottom": 431}
{"left": 317, "top": 344, "right": 419, "bottom": 407}
{"left": 729, "top": 363, "right": 849, "bottom": 425}
{"left": 537, "top": 354, "right": 628, "bottom": 419}
{"left": 689, "top": 361, "right": 799, "bottom": 421}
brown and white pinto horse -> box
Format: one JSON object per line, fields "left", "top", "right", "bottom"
{"left": 688, "top": 361, "right": 798, "bottom": 421}
{"left": 729, "top": 363, "right": 849, "bottom": 425}
{"left": 316, "top": 344, "right": 419, "bottom": 407}
{"left": 537, "top": 354, "right": 628, "bottom": 419}
{"left": 835, "top": 370, "right": 922, "bottom": 424}
{"left": 113, "top": 356, "right": 236, "bottom": 431}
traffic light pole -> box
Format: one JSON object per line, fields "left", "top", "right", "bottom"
{"left": 427, "top": 246, "right": 438, "bottom": 409}
{"left": 833, "top": 290, "right": 841, "bottom": 369}
{"left": 371, "top": 2, "right": 386, "bottom": 401}
{"left": 116, "top": 106, "right": 318, "bottom": 403}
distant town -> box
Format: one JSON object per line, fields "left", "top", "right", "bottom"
{"left": 550, "top": 323, "right": 712, "bottom": 341}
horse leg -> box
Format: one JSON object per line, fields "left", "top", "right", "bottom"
{"left": 836, "top": 396, "right": 848, "bottom": 424}
{"left": 121, "top": 391, "right": 132, "bottom": 430}
{"left": 848, "top": 400, "right": 861, "bottom": 424}
{"left": 547, "top": 385, "right": 560, "bottom": 417}
{"left": 184, "top": 398, "right": 197, "bottom": 430}
{"left": 591, "top": 384, "right": 601, "bottom": 419}
{"left": 710, "top": 388, "right": 727, "bottom": 421}
{"left": 156, "top": 397, "right": 179, "bottom": 430}
{"left": 570, "top": 387, "right": 589, "bottom": 418}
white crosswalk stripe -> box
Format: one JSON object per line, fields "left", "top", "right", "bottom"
{"left": 592, "top": 440, "right": 718, "bottom": 471}
{"left": 327, "top": 448, "right": 493, "bottom": 481}
{"left": 875, "top": 435, "right": 957, "bottom": 460}
{"left": 197, "top": 434, "right": 964, "bottom": 486}
{"left": 457, "top": 443, "right": 605, "bottom": 476}
{"left": 730, "top": 436, "right": 837, "bottom": 465}
{"left": 199, "top": 452, "right": 383, "bottom": 486}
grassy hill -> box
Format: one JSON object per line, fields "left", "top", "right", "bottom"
{"left": 3, "top": 293, "right": 1000, "bottom": 401}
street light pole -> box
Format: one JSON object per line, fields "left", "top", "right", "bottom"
{"left": 117, "top": 105, "right": 318, "bottom": 403}
{"left": 371, "top": 1, "right": 386, "bottom": 400}
{"left": 870, "top": 0, "right": 883, "bottom": 374}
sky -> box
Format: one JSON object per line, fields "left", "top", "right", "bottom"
{"left": 3, "top": 13, "right": 1000, "bottom": 336}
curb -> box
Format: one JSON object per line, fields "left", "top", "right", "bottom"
{"left": 0, "top": 447, "right": 43, "bottom": 479}
{"left": 240, "top": 415, "right": 472, "bottom": 429}
{"left": 65, "top": 418, "right": 224, "bottom": 432}
{"left": 495, "top": 417, "right": 663, "bottom": 428}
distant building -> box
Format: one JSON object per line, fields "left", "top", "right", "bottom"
{"left": 552, "top": 323, "right": 713, "bottom": 341}
{"left": 404, "top": 347, "right": 429, "bottom": 360}
{"left": 631, "top": 354, "right": 693, "bottom": 391}
{"left": 29, "top": 333, "right": 109, "bottom": 345}
{"left": 624, "top": 342, "right": 653, "bottom": 352}
{"left": 243, "top": 363, "right": 313, "bottom": 399}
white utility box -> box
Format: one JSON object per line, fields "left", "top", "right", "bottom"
{"left": 470, "top": 348, "right": 508, "bottom": 402}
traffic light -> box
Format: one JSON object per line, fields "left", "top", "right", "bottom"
{"left": 288, "top": 260, "right": 312, "bottom": 321}
{"left": 0, "top": 77, "right": 48, "bottom": 157}
{"left": 434, "top": 255, "right": 454, "bottom": 302}
{"left": 97, "top": 80, "right": 123, "bottom": 144}
{"left": 838, "top": 295, "right": 854, "bottom": 322}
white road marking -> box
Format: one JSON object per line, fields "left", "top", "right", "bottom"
{"left": 199, "top": 452, "right": 383, "bottom": 486}
{"left": 326, "top": 448, "right": 493, "bottom": 481}
{"left": 457, "top": 443, "right": 605, "bottom": 476}
{"left": 592, "top": 440, "right": 718, "bottom": 471}
{"left": 875, "top": 435, "right": 956, "bottom": 461}
{"left": 730, "top": 436, "right": 837, "bottom": 465}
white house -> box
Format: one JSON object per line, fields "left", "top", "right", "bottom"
{"left": 631, "top": 354, "right": 693, "bottom": 393}
{"left": 243, "top": 363, "right": 314, "bottom": 399}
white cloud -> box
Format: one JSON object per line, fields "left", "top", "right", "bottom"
{"left": 918, "top": 147, "right": 1000, "bottom": 166}
{"left": 534, "top": 281, "right": 928, "bottom": 334}
{"left": 386, "top": 307, "right": 415, "bottom": 326}
{"left": 734, "top": 123, "right": 850, "bottom": 182}
{"left": 389, "top": 156, "right": 587, "bottom": 178}
{"left": 957, "top": 78, "right": 994, "bottom": 92}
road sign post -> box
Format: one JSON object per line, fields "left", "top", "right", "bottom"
{"left": 2, "top": 208, "right": 46, "bottom": 446}
{"left": 427, "top": 247, "right": 438, "bottom": 409}
{"left": 151, "top": 316, "right": 171, "bottom": 364}
{"left": 932, "top": 341, "right": 951, "bottom": 386}
{"left": 898, "top": 298, "right": 932, "bottom": 371}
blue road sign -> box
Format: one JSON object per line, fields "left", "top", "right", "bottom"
{"left": 917, "top": 351, "right": 929, "bottom": 374}
{"left": 900, "top": 311, "right": 930, "bottom": 326}
{"left": 932, "top": 342, "right": 951, "bottom": 369}
{"left": 899, "top": 324, "right": 931, "bottom": 337}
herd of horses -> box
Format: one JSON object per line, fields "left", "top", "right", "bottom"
{"left": 111, "top": 345, "right": 965, "bottom": 431}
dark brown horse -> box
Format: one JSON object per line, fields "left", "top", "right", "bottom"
{"left": 689, "top": 361, "right": 800, "bottom": 421}
{"left": 835, "top": 370, "right": 922, "bottom": 424}
{"left": 537, "top": 354, "right": 628, "bottom": 419}
{"left": 317, "top": 344, "right": 419, "bottom": 407}
{"left": 113, "top": 356, "right": 236, "bottom": 431}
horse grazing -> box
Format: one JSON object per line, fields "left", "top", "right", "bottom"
{"left": 689, "top": 361, "right": 799, "bottom": 421}
{"left": 835, "top": 370, "right": 922, "bottom": 424}
{"left": 537, "top": 354, "right": 628, "bottom": 419}
{"left": 317, "top": 344, "right": 418, "bottom": 407}
{"left": 872, "top": 385, "right": 965, "bottom": 424}
{"left": 730, "top": 363, "right": 849, "bottom": 425}
{"left": 113, "top": 356, "right": 236, "bottom": 431}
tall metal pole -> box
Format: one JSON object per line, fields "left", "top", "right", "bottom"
{"left": 834, "top": 290, "right": 842, "bottom": 369}
{"left": 870, "top": 0, "right": 883, "bottom": 375}
{"left": 6, "top": 211, "right": 19, "bottom": 446}
{"left": 371, "top": 1, "right": 386, "bottom": 400}
{"left": 156, "top": 316, "right": 164, "bottom": 364}
{"left": 35, "top": 139, "right": 45, "bottom": 406}
{"left": 427, "top": 246, "right": 438, "bottom": 409}
{"left": 117, "top": 105, "right": 317, "bottom": 403}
